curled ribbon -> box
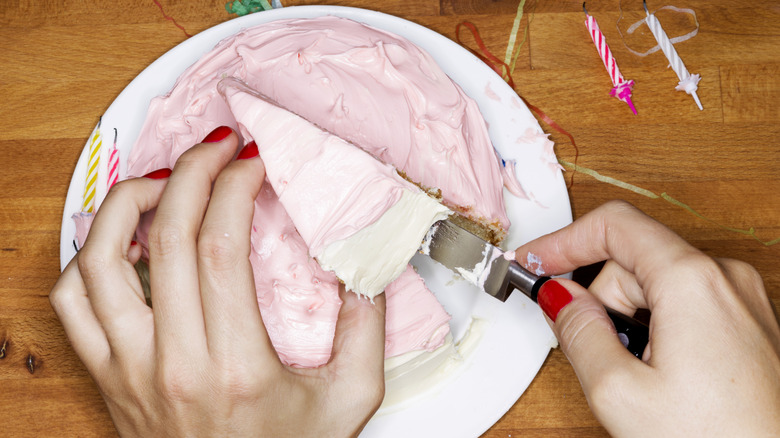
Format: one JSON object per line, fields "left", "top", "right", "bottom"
{"left": 456, "top": 20, "right": 579, "bottom": 188}
{"left": 152, "top": 0, "right": 192, "bottom": 38}
{"left": 456, "top": 21, "right": 516, "bottom": 89}
{"left": 617, "top": 4, "right": 700, "bottom": 58}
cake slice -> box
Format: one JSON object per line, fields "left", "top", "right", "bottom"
{"left": 221, "top": 79, "right": 450, "bottom": 299}
{"left": 246, "top": 182, "right": 452, "bottom": 368}
{"left": 121, "top": 16, "right": 511, "bottom": 388}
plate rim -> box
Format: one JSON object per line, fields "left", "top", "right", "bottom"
{"left": 59, "top": 6, "right": 572, "bottom": 437}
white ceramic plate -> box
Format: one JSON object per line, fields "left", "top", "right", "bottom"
{"left": 60, "top": 6, "right": 572, "bottom": 437}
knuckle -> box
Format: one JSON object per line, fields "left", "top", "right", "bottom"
{"left": 148, "top": 221, "right": 188, "bottom": 257}
{"left": 173, "top": 148, "right": 204, "bottom": 170}
{"left": 601, "top": 199, "right": 639, "bottom": 218}
{"left": 330, "top": 376, "right": 385, "bottom": 417}
{"left": 327, "top": 367, "right": 386, "bottom": 414}
{"left": 359, "top": 381, "right": 385, "bottom": 409}
{"left": 198, "top": 230, "right": 244, "bottom": 271}
{"left": 556, "top": 305, "right": 609, "bottom": 358}
{"left": 671, "top": 255, "right": 754, "bottom": 304}
{"left": 172, "top": 148, "right": 218, "bottom": 180}
{"left": 601, "top": 200, "right": 655, "bottom": 232}
{"left": 105, "top": 178, "right": 135, "bottom": 199}
{"left": 49, "top": 265, "right": 80, "bottom": 310}
{"left": 49, "top": 282, "right": 83, "bottom": 316}
{"left": 214, "top": 164, "right": 244, "bottom": 187}
{"left": 678, "top": 254, "right": 727, "bottom": 286}
{"left": 156, "top": 363, "right": 199, "bottom": 404}
{"left": 587, "top": 367, "right": 632, "bottom": 411}
{"left": 48, "top": 286, "right": 62, "bottom": 308}
{"left": 77, "top": 246, "right": 111, "bottom": 281}
{"left": 48, "top": 283, "right": 71, "bottom": 311}
{"left": 212, "top": 362, "right": 261, "bottom": 401}
{"left": 113, "top": 363, "right": 152, "bottom": 410}
{"left": 717, "top": 258, "right": 762, "bottom": 284}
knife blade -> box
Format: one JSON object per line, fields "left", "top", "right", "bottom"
{"left": 421, "top": 217, "right": 650, "bottom": 358}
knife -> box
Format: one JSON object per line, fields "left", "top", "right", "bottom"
{"left": 421, "top": 217, "right": 649, "bottom": 359}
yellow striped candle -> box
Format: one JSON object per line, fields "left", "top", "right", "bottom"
{"left": 82, "top": 119, "right": 102, "bottom": 212}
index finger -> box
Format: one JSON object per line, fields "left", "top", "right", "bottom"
{"left": 197, "top": 143, "right": 275, "bottom": 362}
{"left": 515, "top": 200, "right": 702, "bottom": 310}
{"left": 147, "top": 127, "right": 240, "bottom": 355}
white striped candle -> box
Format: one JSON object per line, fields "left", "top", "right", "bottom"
{"left": 644, "top": 0, "right": 703, "bottom": 110}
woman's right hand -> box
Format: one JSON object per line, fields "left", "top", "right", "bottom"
{"left": 516, "top": 200, "right": 780, "bottom": 437}
{"left": 50, "top": 128, "right": 387, "bottom": 438}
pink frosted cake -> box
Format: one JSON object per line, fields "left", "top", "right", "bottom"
{"left": 100, "top": 16, "right": 511, "bottom": 377}
{"left": 220, "top": 79, "right": 451, "bottom": 299}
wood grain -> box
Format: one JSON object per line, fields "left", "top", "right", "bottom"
{"left": 0, "top": 0, "right": 777, "bottom": 437}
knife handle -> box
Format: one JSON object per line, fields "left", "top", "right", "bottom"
{"left": 527, "top": 276, "right": 649, "bottom": 359}
{"left": 603, "top": 305, "right": 649, "bottom": 359}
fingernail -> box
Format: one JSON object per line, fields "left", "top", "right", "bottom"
{"left": 202, "top": 126, "right": 232, "bottom": 143}
{"left": 142, "top": 168, "right": 172, "bottom": 179}
{"left": 537, "top": 280, "right": 572, "bottom": 323}
{"left": 236, "top": 141, "right": 259, "bottom": 160}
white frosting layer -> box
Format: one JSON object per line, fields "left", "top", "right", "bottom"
{"left": 317, "top": 191, "right": 451, "bottom": 298}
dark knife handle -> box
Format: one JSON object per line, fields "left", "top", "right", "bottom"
{"left": 521, "top": 273, "right": 649, "bottom": 359}
{"left": 603, "top": 305, "right": 649, "bottom": 359}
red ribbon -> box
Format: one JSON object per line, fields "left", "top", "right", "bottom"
{"left": 455, "top": 22, "right": 515, "bottom": 89}
{"left": 455, "top": 20, "right": 579, "bottom": 189}
{"left": 153, "top": 0, "right": 192, "bottom": 38}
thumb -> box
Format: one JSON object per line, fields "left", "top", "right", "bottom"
{"left": 325, "top": 287, "right": 387, "bottom": 424}
{"left": 538, "top": 279, "right": 646, "bottom": 397}
{"left": 329, "top": 286, "right": 387, "bottom": 382}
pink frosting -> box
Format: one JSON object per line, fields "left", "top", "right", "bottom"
{"left": 71, "top": 212, "right": 94, "bottom": 249}
{"left": 247, "top": 182, "right": 342, "bottom": 366}
{"left": 248, "top": 181, "right": 452, "bottom": 366}
{"left": 384, "top": 266, "right": 451, "bottom": 357}
{"left": 221, "top": 79, "right": 419, "bottom": 256}
{"left": 123, "top": 16, "right": 507, "bottom": 368}
{"left": 130, "top": 181, "right": 452, "bottom": 368}
{"left": 127, "top": 16, "right": 508, "bottom": 229}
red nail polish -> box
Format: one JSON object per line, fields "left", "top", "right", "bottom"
{"left": 537, "top": 280, "right": 572, "bottom": 322}
{"left": 237, "top": 141, "right": 259, "bottom": 160}
{"left": 202, "top": 126, "right": 232, "bottom": 143}
{"left": 130, "top": 240, "right": 138, "bottom": 246}
{"left": 142, "top": 168, "right": 172, "bottom": 179}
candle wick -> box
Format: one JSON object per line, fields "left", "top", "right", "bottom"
{"left": 582, "top": 2, "right": 588, "bottom": 15}
{"left": 643, "top": 0, "right": 649, "bottom": 15}
{"left": 113, "top": 127, "right": 118, "bottom": 145}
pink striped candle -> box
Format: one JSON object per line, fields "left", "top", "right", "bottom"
{"left": 107, "top": 128, "right": 119, "bottom": 189}
{"left": 583, "top": 3, "right": 637, "bottom": 115}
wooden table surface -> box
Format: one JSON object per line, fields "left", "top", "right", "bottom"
{"left": 1, "top": 0, "right": 778, "bottom": 436}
